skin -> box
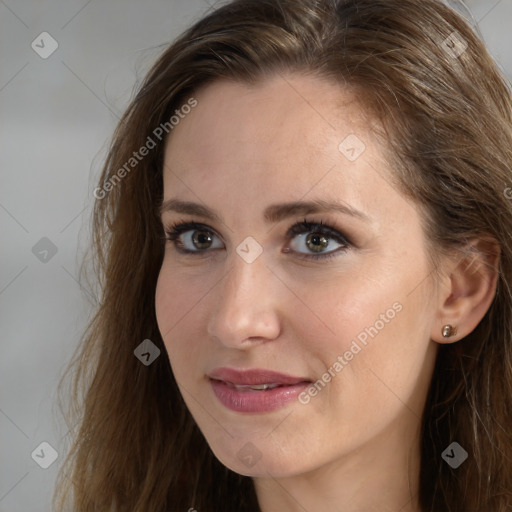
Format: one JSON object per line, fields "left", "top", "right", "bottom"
{"left": 155, "top": 73, "right": 499, "bottom": 512}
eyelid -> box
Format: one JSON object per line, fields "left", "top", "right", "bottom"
{"left": 164, "top": 220, "right": 221, "bottom": 239}
{"left": 285, "top": 218, "right": 352, "bottom": 245}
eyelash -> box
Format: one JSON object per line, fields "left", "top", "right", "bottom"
{"left": 163, "top": 218, "right": 352, "bottom": 261}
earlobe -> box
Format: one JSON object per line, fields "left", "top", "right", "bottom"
{"left": 441, "top": 324, "right": 457, "bottom": 338}
{"left": 431, "top": 238, "right": 500, "bottom": 344}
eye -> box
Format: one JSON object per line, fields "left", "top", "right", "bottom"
{"left": 164, "top": 221, "right": 223, "bottom": 253}
{"left": 285, "top": 219, "right": 351, "bottom": 260}
{"left": 163, "top": 218, "right": 352, "bottom": 261}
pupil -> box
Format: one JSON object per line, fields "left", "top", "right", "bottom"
{"left": 307, "top": 233, "right": 328, "bottom": 252}
{"left": 193, "top": 231, "right": 212, "bottom": 248}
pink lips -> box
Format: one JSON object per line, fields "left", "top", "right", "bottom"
{"left": 208, "top": 367, "right": 311, "bottom": 413}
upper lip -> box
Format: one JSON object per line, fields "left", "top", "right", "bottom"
{"left": 208, "top": 367, "right": 311, "bottom": 386}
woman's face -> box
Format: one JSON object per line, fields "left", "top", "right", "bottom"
{"left": 155, "top": 73, "right": 440, "bottom": 478}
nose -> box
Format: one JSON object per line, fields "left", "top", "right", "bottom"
{"left": 207, "top": 251, "right": 283, "bottom": 349}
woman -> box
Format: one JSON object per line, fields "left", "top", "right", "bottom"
{"left": 54, "top": 0, "right": 512, "bottom": 511}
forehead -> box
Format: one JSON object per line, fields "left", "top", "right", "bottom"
{"left": 165, "top": 74, "right": 366, "bottom": 163}
{"left": 160, "top": 74, "right": 409, "bottom": 230}
{"left": 165, "top": 76, "right": 372, "bottom": 176}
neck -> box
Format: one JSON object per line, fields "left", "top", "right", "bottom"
{"left": 254, "top": 414, "right": 422, "bottom": 512}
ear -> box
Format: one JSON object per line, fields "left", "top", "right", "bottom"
{"left": 431, "top": 237, "right": 500, "bottom": 344}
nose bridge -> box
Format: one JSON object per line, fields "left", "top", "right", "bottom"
{"left": 207, "top": 251, "right": 281, "bottom": 346}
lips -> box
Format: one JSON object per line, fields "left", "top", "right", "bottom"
{"left": 208, "top": 367, "right": 310, "bottom": 387}
{"left": 208, "top": 367, "right": 312, "bottom": 413}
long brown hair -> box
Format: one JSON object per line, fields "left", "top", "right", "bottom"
{"left": 54, "top": 0, "right": 512, "bottom": 510}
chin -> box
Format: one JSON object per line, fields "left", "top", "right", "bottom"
{"left": 206, "top": 435, "right": 308, "bottom": 478}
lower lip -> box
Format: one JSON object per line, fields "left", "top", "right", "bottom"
{"left": 210, "top": 379, "right": 310, "bottom": 413}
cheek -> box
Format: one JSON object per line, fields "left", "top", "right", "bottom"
{"left": 155, "top": 256, "right": 213, "bottom": 329}
{"left": 292, "top": 267, "right": 400, "bottom": 353}
{"left": 155, "top": 265, "right": 181, "bottom": 338}
{"left": 154, "top": 262, "right": 210, "bottom": 370}
{"left": 295, "top": 257, "right": 433, "bottom": 410}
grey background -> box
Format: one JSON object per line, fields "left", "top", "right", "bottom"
{"left": 0, "top": 1, "right": 510, "bottom": 511}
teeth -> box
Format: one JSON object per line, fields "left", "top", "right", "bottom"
{"left": 229, "top": 382, "right": 281, "bottom": 391}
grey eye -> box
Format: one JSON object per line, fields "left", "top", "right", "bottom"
{"left": 289, "top": 232, "right": 344, "bottom": 254}
{"left": 180, "top": 230, "right": 223, "bottom": 251}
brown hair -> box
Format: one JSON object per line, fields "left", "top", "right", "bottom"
{"left": 54, "top": 0, "right": 512, "bottom": 510}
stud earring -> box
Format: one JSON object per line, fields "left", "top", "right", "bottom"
{"left": 442, "top": 325, "right": 457, "bottom": 338}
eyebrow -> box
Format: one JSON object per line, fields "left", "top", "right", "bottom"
{"left": 159, "top": 198, "right": 371, "bottom": 224}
